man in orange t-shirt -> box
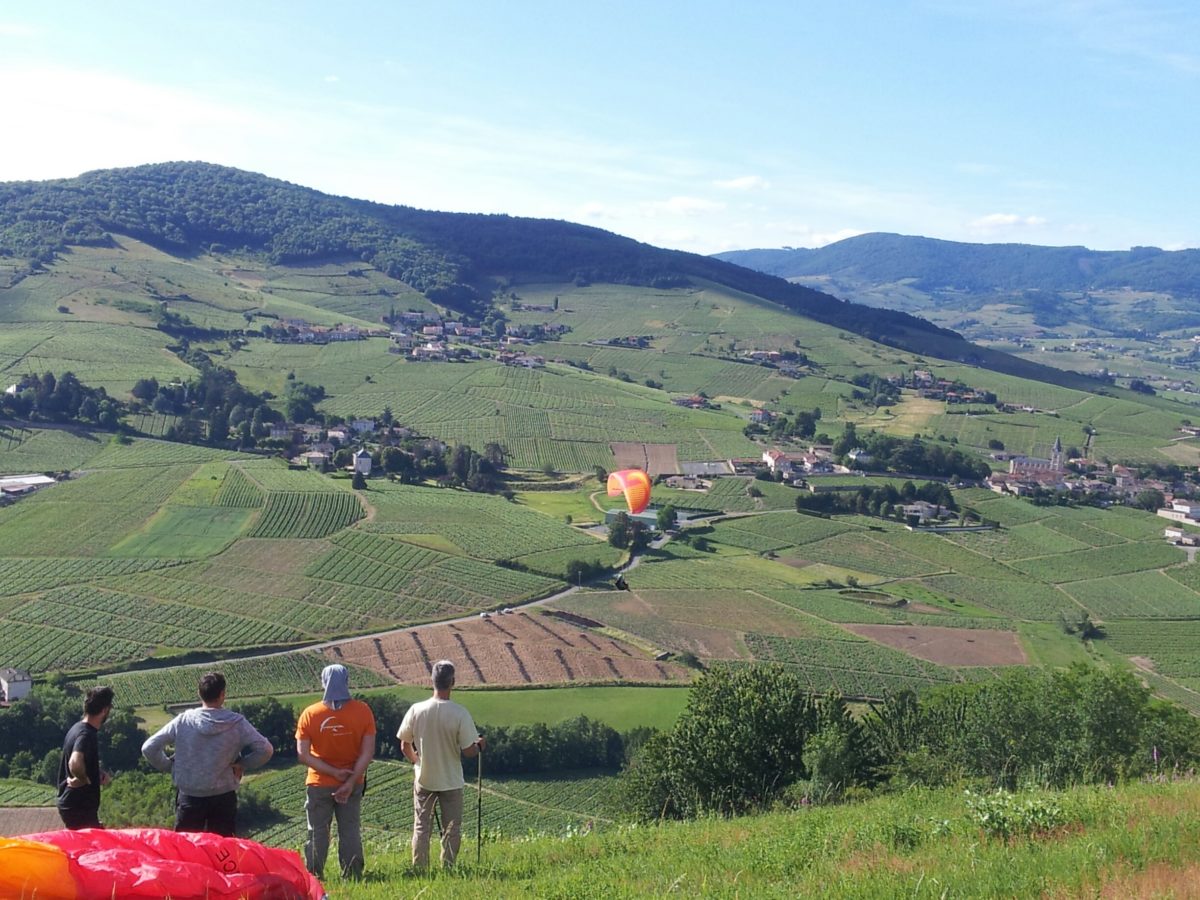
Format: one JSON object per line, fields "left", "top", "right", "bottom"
{"left": 295, "top": 665, "right": 376, "bottom": 879}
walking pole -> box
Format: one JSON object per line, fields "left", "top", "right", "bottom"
{"left": 476, "top": 738, "right": 484, "bottom": 865}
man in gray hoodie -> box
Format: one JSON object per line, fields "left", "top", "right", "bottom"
{"left": 142, "top": 671, "right": 274, "bottom": 837}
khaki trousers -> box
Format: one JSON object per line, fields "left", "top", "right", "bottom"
{"left": 412, "top": 784, "right": 463, "bottom": 868}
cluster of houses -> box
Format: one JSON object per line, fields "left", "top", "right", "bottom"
{"left": 271, "top": 319, "right": 377, "bottom": 343}
{"left": 276, "top": 418, "right": 384, "bottom": 472}
{"left": 986, "top": 437, "right": 1185, "bottom": 507}
{"left": 762, "top": 446, "right": 845, "bottom": 480}
{"left": 1158, "top": 500, "right": 1200, "bottom": 546}
{"left": 892, "top": 370, "right": 993, "bottom": 404}
{"left": 672, "top": 395, "right": 712, "bottom": 410}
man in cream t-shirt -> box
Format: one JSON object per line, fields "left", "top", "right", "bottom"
{"left": 396, "top": 659, "right": 485, "bottom": 868}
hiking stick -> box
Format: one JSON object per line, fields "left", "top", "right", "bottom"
{"left": 476, "top": 741, "right": 484, "bottom": 865}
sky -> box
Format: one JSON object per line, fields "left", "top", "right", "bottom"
{"left": 1, "top": 1, "right": 1197, "bottom": 255}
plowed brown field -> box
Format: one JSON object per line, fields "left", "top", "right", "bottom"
{"left": 328, "top": 611, "right": 691, "bottom": 686}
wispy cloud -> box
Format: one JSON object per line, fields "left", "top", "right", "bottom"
{"left": 323, "top": 74, "right": 340, "bottom": 83}
{"left": 713, "top": 175, "right": 769, "bottom": 191}
{"left": 980, "top": 0, "right": 1200, "bottom": 76}
{"left": 644, "top": 196, "right": 726, "bottom": 216}
{"left": 966, "top": 212, "right": 1048, "bottom": 237}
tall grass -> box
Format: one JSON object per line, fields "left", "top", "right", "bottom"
{"left": 328, "top": 778, "right": 1200, "bottom": 898}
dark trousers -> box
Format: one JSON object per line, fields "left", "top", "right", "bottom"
{"left": 175, "top": 790, "right": 238, "bottom": 837}
{"left": 58, "top": 806, "right": 102, "bottom": 830}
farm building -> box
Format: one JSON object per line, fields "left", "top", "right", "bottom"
{"left": 604, "top": 509, "right": 660, "bottom": 530}
{"left": 0, "top": 667, "right": 32, "bottom": 703}
{"left": 681, "top": 460, "right": 734, "bottom": 477}
{"left": 0, "top": 474, "right": 56, "bottom": 498}
{"left": 353, "top": 448, "right": 373, "bottom": 476}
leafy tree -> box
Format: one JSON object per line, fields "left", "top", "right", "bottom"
{"left": 622, "top": 665, "right": 818, "bottom": 819}
{"left": 656, "top": 504, "right": 677, "bottom": 532}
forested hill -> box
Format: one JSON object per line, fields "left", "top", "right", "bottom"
{"left": 0, "top": 163, "right": 947, "bottom": 344}
{"left": 716, "top": 233, "right": 1200, "bottom": 297}
{"left": 0, "top": 163, "right": 1099, "bottom": 388}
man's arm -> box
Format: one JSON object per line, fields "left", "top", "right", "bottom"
{"left": 141, "top": 720, "right": 177, "bottom": 773}
{"left": 237, "top": 720, "right": 274, "bottom": 771}
{"left": 333, "top": 733, "right": 375, "bottom": 803}
{"left": 400, "top": 738, "right": 419, "bottom": 765}
{"left": 296, "top": 738, "right": 355, "bottom": 782}
{"left": 462, "top": 735, "right": 486, "bottom": 759}
{"left": 65, "top": 750, "right": 90, "bottom": 789}
{"left": 459, "top": 713, "right": 484, "bottom": 758}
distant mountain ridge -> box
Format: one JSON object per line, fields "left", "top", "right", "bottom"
{"left": 0, "top": 163, "right": 1097, "bottom": 388}
{"left": 716, "top": 233, "right": 1200, "bottom": 296}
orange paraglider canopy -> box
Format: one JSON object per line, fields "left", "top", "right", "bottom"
{"left": 607, "top": 468, "right": 652, "bottom": 515}
{"left": 1, "top": 828, "right": 325, "bottom": 900}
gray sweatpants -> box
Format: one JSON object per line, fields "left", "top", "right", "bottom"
{"left": 304, "top": 783, "right": 364, "bottom": 879}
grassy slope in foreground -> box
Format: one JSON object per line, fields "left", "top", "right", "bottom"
{"left": 335, "top": 779, "right": 1200, "bottom": 898}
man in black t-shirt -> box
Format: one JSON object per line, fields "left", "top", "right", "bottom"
{"left": 56, "top": 686, "right": 115, "bottom": 829}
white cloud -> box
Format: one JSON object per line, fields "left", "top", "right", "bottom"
{"left": 955, "top": 162, "right": 1002, "bottom": 176}
{"left": 966, "top": 212, "right": 1048, "bottom": 237}
{"left": 0, "top": 22, "right": 37, "bottom": 37}
{"left": 713, "top": 174, "right": 769, "bottom": 191}
{"left": 323, "top": 74, "right": 340, "bottom": 83}
{"left": 644, "top": 196, "right": 726, "bottom": 217}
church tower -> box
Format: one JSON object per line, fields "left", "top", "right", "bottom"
{"left": 1051, "top": 436, "right": 1063, "bottom": 472}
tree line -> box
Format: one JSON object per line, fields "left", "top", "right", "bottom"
{"left": 620, "top": 664, "right": 1200, "bottom": 820}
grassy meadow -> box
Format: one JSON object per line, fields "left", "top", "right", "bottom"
{"left": 315, "top": 778, "right": 1200, "bottom": 898}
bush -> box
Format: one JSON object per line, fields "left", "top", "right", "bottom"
{"left": 964, "top": 789, "right": 1066, "bottom": 841}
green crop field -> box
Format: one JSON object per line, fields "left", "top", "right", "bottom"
{"left": 244, "top": 761, "right": 622, "bottom": 850}
{"left": 93, "top": 651, "right": 392, "bottom": 706}
{"left": 0, "top": 424, "right": 109, "bottom": 474}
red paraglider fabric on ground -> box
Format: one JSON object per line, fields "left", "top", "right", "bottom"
{"left": 15, "top": 828, "right": 326, "bottom": 900}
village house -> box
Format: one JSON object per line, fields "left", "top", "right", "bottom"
{"left": 0, "top": 667, "right": 31, "bottom": 704}
{"left": 269, "top": 423, "right": 295, "bottom": 441}
{"left": 298, "top": 450, "right": 330, "bottom": 471}
{"left": 749, "top": 408, "right": 775, "bottom": 425}
{"left": 672, "top": 395, "right": 709, "bottom": 409}
{"left": 846, "top": 448, "right": 873, "bottom": 468}
{"left": 389, "top": 332, "right": 417, "bottom": 351}
{"left": 350, "top": 419, "right": 376, "bottom": 435}
{"left": 763, "top": 449, "right": 794, "bottom": 477}
{"left": 411, "top": 341, "right": 448, "bottom": 361}
{"left": 353, "top": 448, "right": 373, "bottom": 476}
{"left": 795, "top": 452, "right": 834, "bottom": 474}
{"left": 901, "top": 501, "right": 947, "bottom": 525}
{"left": 1158, "top": 500, "right": 1200, "bottom": 524}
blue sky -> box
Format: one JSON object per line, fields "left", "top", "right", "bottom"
{"left": 1, "top": 1, "right": 1197, "bottom": 254}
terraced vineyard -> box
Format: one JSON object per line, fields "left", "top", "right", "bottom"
{"left": 245, "top": 761, "right": 622, "bottom": 849}
{"left": 248, "top": 490, "right": 364, "bottom": 539}
{"left": 93, "top": 652, "right": 391, "bottom": 706}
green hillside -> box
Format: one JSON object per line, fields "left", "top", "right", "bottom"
{"left": 718, "top": 233, "right": 1200, "bottom": 340}
{"left": 327, "top": 778, "right": 1200, "bottom": 898}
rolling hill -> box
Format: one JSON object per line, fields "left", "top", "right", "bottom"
{"left": 0, "top": 163, "right": 1106, "bottom": 390}
{"left": 717, "top": 233, "right": 1200, "bottom": 339}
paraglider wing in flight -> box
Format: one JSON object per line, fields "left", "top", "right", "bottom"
{"left": 607, "top": 468, "right": 652, "bottom": 515}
